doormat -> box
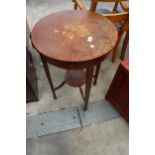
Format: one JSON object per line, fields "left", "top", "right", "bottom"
{"left": 26, "top": 100, "right": 120, "bottom": 139}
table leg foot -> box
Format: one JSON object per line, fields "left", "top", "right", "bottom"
{"left": 83, "top": 106, "right": 87, "bottom": 111}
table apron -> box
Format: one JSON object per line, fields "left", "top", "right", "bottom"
{"left": 39, "top": 52, "right": 110, "bottom": 70}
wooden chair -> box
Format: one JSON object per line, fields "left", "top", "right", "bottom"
{"left": 72, "top": 0, "right": 129, "bottom": 85}
{"left": 72, "top": 0, "right": 129, "bottom": 62}
{"left": 72, "top": 0, "right": 128, "bottom": 13}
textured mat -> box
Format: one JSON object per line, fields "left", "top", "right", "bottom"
{"left": 26, "top": 100, "right": 120, "bottom": 139}
{"left": 78, "top": 100, "right": 120, "bottom": 127}
{"left": 26, "top": 107, "right": 80, "bottom": 139}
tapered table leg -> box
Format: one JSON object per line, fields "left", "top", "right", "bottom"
{"left": 83, "top": 66, "right": 94, "bottom": 111}
{"left": 40, "top": 55, "right": 57, "bottom": 99}
{"left": 93, "top": 63, "right": 101, "bottom": 85}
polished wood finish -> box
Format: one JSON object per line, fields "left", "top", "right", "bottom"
{"left": 73, "top": 0, "right": 129, "bottom": 62}
{"left": 106, "top": 59, "right": 129, "bottom": 121}
{"left": 31, "top": 10, "right": 118, "bottom": 110}
{"left": 72, "top": 1, "right": 129, "bottom": 86}
{"left": 65, "top": 70, "right": 86, "bottom": 87}
{"left": 32, "top": 10, "right": 118, "bottom": 62}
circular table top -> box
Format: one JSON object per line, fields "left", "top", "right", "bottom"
{"left": 31, "top": 10, "right": 118, "bottom": 62}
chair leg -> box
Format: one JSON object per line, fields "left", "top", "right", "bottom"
{"left": 74, "top": 3, "right": 77, "bottom": 9}
{"left": 112, "top": 31, "right": 124, "bottom": 62}
{"left": 120, "top": 30, "right": 129, "bottom": 60}
{"left": 93, "top": 63, "right": 101, "bottom": 85}
{"left": 90, "top": 1, "right": 98, "bottom": 12}
{"left": 112, "top": 2, "right": 119, "bottom": 13}
{"left": 72, "top": 0, "right": 77, "bottom": 9}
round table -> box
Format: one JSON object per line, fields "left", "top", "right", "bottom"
{"left": 31, "top": 10, "right": 118, "bottom": 111}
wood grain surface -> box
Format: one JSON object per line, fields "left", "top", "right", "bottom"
{"left": 31, "top": 10, "right": 118, "bottom": 62}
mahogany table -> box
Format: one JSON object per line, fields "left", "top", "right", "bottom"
{"left": 31, "top": 10, "right": 118, "bottom": 111}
